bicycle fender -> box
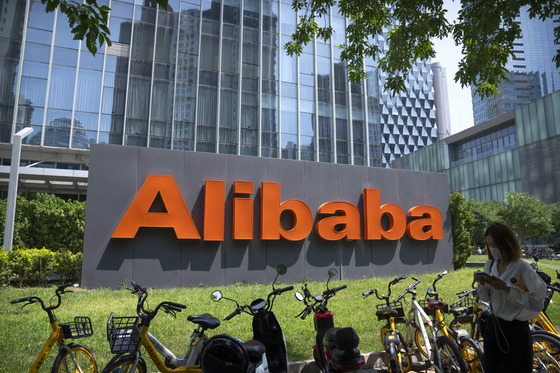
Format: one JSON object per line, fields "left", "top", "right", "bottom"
{"left": 384, "top": 334, "right": 401, "bottom": 351}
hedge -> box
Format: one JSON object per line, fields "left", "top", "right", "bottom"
{"left": 0, "top": 247, "right": 82, "bottom": 286}
{"left": 0, "top": 194, "right": 85, "bottom": 253}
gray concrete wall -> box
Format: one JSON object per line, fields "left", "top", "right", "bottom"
{"left": 82, "top": 144, "right": 453, "bottom": 289}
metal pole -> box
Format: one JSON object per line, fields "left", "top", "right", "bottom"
{"left": 3, "top": 127, "right": 33, "bottom": 251}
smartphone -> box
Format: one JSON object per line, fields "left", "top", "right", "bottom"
{"left": 474, "top": 271, "right": 497, "bottom": 282}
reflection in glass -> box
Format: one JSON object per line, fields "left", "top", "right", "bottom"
{"left": 48, "top": 65, "right": 76, "bottom": 110}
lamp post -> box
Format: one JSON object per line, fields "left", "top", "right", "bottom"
{"left": 3, "top": 127, "right": 33, "bottom": 251}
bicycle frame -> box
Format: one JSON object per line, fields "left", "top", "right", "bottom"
{"left": 407, "top": 298, "right": 436, "bottom": 363}
{"left": 122, "top": 321, "right": 206, "bottom": 373}
{"left": 29, "top": 321, "right": 83, "bottom": 373}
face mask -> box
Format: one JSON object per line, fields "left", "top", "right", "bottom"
{"left": 489, "top": 246, "right": 502, "bottom": 260}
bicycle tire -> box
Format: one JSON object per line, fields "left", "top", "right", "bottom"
{"left": 458, "top": 336, "right": 484, "bottom": 373}
{"left": 413, "top": 321, "right": 434, "bottom": 359}
{"left": 52, "top": 343, "right": 97, "bottom": 373}
{"left": 101, "top": 354, "right": 147, "bottom": 373}
{"left": 532, "top": 330, "right": 560, "bottom": 373}
{"left": 435, "top": 335, "right": 468, "bottom": 373}
{"left": 387, "top": 341, "right": 403, "bottom": 373}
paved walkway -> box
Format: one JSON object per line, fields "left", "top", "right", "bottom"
{"left": 287, "top": 351, "right": 436, "bottom": 373}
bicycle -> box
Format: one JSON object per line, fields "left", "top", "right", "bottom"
{"left": 364, "top": 275, "right": 467, "bottom": 373}
{"left": 11, "top": 282, "right": 97, "bottom": 373}
{"left": 417, "top": 271, "right": 483, "bottom": 373}
{"left": 363, "top": 275, "right": 409, "bottom": 373}
{"left": 448, "top": 287, "right": 489, "bottom": 343}
{"left": 394, "top": 275, "right": 468, "bottom": 373}
{"left": 452, "top": 274, "right": 560, "bottom": 372}
{"left": 102, "top": 281, "right": 220, "bottom": 373}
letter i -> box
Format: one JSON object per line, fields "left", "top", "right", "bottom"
{"left": 233, "top": 181, "right": 254, "bottom": 239}
{"left": 203, "top": 180, "right": 225, "bottom": 241}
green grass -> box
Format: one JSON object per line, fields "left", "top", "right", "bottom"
{"left": 1, "top": 265, "right": 559, "bottom": 373}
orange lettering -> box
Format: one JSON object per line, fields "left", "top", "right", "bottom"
{"left": 112, "top": 175, "right": 200, "bottom": 239}
{"left": 203, "top": 180, "right": 225, "bottom": 241}
{"left": 406, "top": 206, "right": 444, "bottom": 240}
{"left": 316, "top": 202, "right": 361, "bottom": 240}
{"left": 233, "top": 181, "right": 254, "bottom": 239}
{"left": 260, "top": 182, "right": 313, "bottom": 241}
{"left": 363, "top": 189, "right": 406, "bottom": 240}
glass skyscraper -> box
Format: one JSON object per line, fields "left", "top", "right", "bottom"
{"left": 0, "top": 0, "right": 440, "bottom": 198}
{"left": 471, "top": 7, "right": 560, "bottom": 125}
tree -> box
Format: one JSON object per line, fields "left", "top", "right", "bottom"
{"left": 499, "top": 192, "right": 554, "bottom": 249}
{"left": 449, "top": 192, "right": 475, "bottom": 269}
{"left": 548, "top": 201, "right": 560, "bottom": 248}
{"left": 284, "top": 0, "right": 560, "bottom": 98}
{"left": 40, "top": 0, "right": 166, "bottom": 55}
{"left": 471, "top": 199, "right": 502, "bottom": 246}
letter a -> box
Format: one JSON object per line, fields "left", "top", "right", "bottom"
{"left": 406, "top": 206, "right": 443, "bottom": 240}
{"left": 363, "top": 189, "right": 406, "bottom": 240}
{"left": 112, "top": 175, "right": 201, "bottom": 239}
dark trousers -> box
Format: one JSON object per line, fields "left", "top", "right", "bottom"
{"left": 482, "top": 316, "right": 532, "bottom": 373}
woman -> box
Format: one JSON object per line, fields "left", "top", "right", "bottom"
{"left": 474, "top": 222, "right": 546, "bottom": 372}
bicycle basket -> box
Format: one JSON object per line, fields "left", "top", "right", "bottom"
{"left": 107, "top": 316, "right": 141, "bottom": 353}
{"left": 376, "top": 301, "right": 404, "bottom": 321}
{"left": 60, "top": 317, "right": 94, "bottom": 339}
{"left": 450, "top": 296, "right": 475, "bottom": 315}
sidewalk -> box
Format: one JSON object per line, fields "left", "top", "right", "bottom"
{"left": 287, "top": 352, "right": 386, "bottom": 373}
{"left": 287, "top": 351, "right": 437, "bottom": 373}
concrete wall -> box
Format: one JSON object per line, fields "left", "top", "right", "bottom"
{"left": 81, "top": 144, "right": 453, "bottom": 288}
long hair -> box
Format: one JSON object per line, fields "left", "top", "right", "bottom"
{"left": 484, "top": 222, "right": 522, "bottom": 263}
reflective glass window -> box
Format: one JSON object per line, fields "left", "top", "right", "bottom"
{"left": 75, "top": 69, "right": 102, "bottom": 113}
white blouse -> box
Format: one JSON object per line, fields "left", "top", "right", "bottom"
{"left": 477, "top": 258, "right": 547, "bottom": 321}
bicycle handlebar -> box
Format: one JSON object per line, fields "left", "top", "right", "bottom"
{"left": 225, "top": 307, "right": 242, "bottom": 321}
{"left": 10, "top": 296, "right": 36, "bottom": 304}
{"left": 274, "top": 286, "right": 294, "bottom": 294}
{"left": 325, "top": 285, "right": 347, "bottom": 296}
{"left": 394, "top": 277, "right": 421, "bottom": 303}
{"left": 11, "top": 283, "right": 75, "bottom": 312}
{"left": 431, "top": 270, "right": 448, "bottom": 294}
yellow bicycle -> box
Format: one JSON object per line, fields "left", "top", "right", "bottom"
{"left": 102, "top": 281, "right": 221, "bottom": 373}
{"left": 416, "top": 272, "right": 482, "bottom": 372}
{"left": 11, "top": 282, "right": 97, "bottom": 373}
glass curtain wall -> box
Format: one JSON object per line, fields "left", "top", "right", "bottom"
{"left": 2, "top": 0, "right": 422, "bottom": 169}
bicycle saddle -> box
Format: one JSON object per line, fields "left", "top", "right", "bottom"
{"left": 188, "top": 313, "right": 221, "bottom": 329}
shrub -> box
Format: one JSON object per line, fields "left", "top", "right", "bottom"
{"left": 0, "top": 247, "right": 82, "bottom": 285}
{"left": 0, "top": 194, "right": 85, "bottom": 253}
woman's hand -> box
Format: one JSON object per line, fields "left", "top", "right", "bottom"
{"left": 473, "top": 272, "right": 510, "bottom": 292}
{"left": 485, "top": 276, "right": 510, "bottom": 293}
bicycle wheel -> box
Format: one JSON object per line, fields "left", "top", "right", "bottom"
{"left": 435, "top": 335, "right": 468, "bottom": 373}
{"left": 532, "top": 330, "right": 560, "bottom": 373}
{"left": 52, "top": 344, "right": 97, "bottom": 373}
{"left": 101, "top": 354, "right": 147, "bottom": 373}
{"left": 458, "top": 336, "right": 484, "bottom": 373}
{"left": 413, "top": 321, "right": 435, "bottom": 358}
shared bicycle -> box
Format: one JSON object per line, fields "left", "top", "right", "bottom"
{"left": 364, "top": 275, "right": 468, "bottom": 373}
{"left": 101, "top": 281, "right": 220, "bottom": 373}
{"left": 11, "top": 282, "right": 97, "bottom": 373}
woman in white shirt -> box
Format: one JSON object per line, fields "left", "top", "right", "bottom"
{"left": 474, "top": 222, "right": 546, "bottom": 373}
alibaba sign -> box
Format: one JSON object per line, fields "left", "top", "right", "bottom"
{"left": 112, "top": 175, "right": 443, "bottom": 242}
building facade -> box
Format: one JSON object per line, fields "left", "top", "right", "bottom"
{"left": 392, "top": 91, "right": 560, "bottom": 204}
{"left": 471, "top": 8, "right": 560, "bottom": 125}
{"left": 0, "top": 0, "right": 441, "bottom": 199}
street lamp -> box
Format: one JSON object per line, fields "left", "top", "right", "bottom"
{"left": 3, "top": 127, "right": 33, "bottom": 251}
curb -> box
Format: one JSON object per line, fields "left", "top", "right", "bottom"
{"left": 288, "top": 352, "right": 387, "bottom": 373}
